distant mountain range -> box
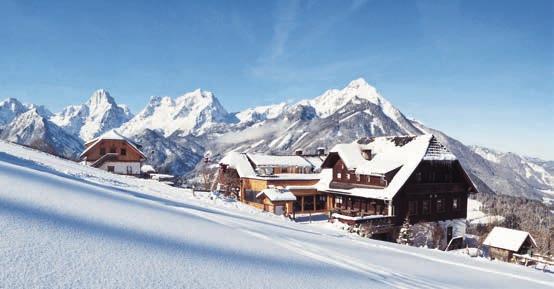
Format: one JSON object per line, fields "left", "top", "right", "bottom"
{"left": 0, "top": 79, "right": 552, "bottom": 202}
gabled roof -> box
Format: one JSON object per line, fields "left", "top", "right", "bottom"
{"left": 219, "top": 152, "right": 257, "bottom": 178}
{"left": 246, "top": 153, "right": 313, "bottom": 167}
{"left": 256, "top": 188, "right": 297, "bottom": 202}
{"left": 483, "top": 227, "right": 537, "bottom": 252}
{"left": 318, "top": 134, "right": 466, "bottom": 200}
{"left": 219, "top": 152, "right": 320, "bottom": 180}
{"left": 80, "top": 130, "right": 146, "bottom": 160}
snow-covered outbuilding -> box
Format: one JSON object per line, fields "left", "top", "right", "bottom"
{"left": 483, "top": 227, "right": 537, "bottom": 262}
{"left": 256, "top": 187, "right": 297, "bottom": 216}
{"left": 80, "top": 130, "right": 146, "bottom": 176}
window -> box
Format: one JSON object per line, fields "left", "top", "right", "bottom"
{"left": 293, "top": 200, "right": 302, "bottom": 212}
{"left": 356, "top": 174, "right": 361, "bottom": 182}
{"left": 107, "top": 166, "right": 114, "bottom": 172}
{"left": 346, "top": 173, "right": 350, "bottom": 180}
{"left": 126, "top": 166, "right": 133, "bottom": 174}
{"left": 100, "top": 148, "right": 106, "bottom": 155}
{"left": 282, "top": 167, "right": 288, "bottom": 173}
{"left": 429, "top": 172, "right": 436, "bottom": 182}
{"left": 121, "top": 148, "right": 127, "bottom": 156}
{"left": 316, "top": 195, "right": 326, "bottom": 210}
{"left": 408, "top": 201, "right": 418, "bottom": 216}
{"left": 244, "top": 190, "right": 261, "bottom": 203}
{"left": 436, "top": 198, "right": 445, "bottom": 213}
{"left": 452, "top": 198, "right": 460, "bottom": 211}
{"left": 110, "top": 146, "right": 116, "bottom": 153}
{"left": 422, "top": 200, "right": 430, "bottom": 214}
{"left": 335, "top": 195, "right": 343, "bottom": 208}
{"left": 303, "top": 196, "right": 314, "bottom": 211}
{"left": 337, "top": 172, "right": 342, "bottom": 179}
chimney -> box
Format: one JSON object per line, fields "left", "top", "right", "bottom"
{"left": 361, "top": 149, "right": 372, "bottom": 160}
{"left": 295, "top": 149, "right": 303, "bottom": 156}
{"left": 316, "top": 147, "right": 325, "bottom": 156}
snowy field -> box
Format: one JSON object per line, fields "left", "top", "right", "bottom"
{"left": 0, "top": 141, "right": 553, "bottom": 289}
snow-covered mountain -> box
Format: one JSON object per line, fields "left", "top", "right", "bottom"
{"left": 120, "top": 89, "right": 237, "bottom": 137}
{"left": 0, "top": 98, "right": 33, "bottom": 125}
{"left": 471, "top": 146, "right": 554, "bottom": 197}
{"left": 0, "top": 108, "right": 83, "bottom": 158}
{"left": 0, "top": 78, "right": 551, "bottom": 201}
{"left": 50, "top": 89, "right": 133, "bottom": 141}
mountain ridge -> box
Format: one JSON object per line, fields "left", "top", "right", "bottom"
{"left": 0, "top": 79, "right": 551, "bottom": 202}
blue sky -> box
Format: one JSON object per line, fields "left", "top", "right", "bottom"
{"left": 1, "top": 0, "right": 552, "bottom": 159}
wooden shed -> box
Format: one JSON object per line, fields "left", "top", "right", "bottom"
{"left": 483, "top": 227, "right": 537, "bottom": 262}
{"left": 256, "top": 188, "right": 297, "bottom": 216}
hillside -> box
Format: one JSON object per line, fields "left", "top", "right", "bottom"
{"left": 0, "top": 141, "right": 552, "bottom": 289}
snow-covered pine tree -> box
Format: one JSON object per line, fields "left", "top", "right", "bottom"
{"left": 396, "top": 216, "right": 413, "bottom": 245}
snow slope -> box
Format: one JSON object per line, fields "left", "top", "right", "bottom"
{"left": 1, "top": 141, "right": 552, "bottom": 289}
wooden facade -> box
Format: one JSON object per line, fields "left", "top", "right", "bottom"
{"left": 81, "top": 138, "right": 146, "bottom": 176}
{"left": 82, "top": 139, "right": 144, "bottom": 162}
{"left": 391, "top": 160, "right": 472, "bottom": 225}
{"left": 323, "top": 156, "right": 476, "bottom": 228}
{"left": 488, "top": 236, "right": 536, "bottom": 262}
{"left": 239, "top": 177, "right": 328, "bottom": 214}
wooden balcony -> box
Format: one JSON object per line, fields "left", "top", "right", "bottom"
{"left": 330, "top": 208, "right": 395, "bottom": 228}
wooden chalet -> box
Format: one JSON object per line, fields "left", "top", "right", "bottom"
{"left": 217, "top": 151, "right": 328, "bottom": 215}
{"left": 483, "top": 227, "right": 537, "bottom": 262}
{"left": 317, "top": 134, "right": 478, "bottom": 241}
{"left": 80, "top": 130, "right": 146, "bottom": 175}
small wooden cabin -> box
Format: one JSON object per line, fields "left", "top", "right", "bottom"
{"left": 80, "top": 130, "right": 146, "bottom": 175}
{"left": 256, "top": 187, "right": 297, "bottom": 216}
{"left": 483, "top": 227, "right": 537, "bottom": 262}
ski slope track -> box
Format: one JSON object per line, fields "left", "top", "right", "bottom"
{"left": 0, "top": 141, "right": 552, "bottom": 289}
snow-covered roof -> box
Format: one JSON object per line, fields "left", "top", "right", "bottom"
{"left": 219, "top": 152, "right": 257, "bottom": 178}
{"left": 247, "top": 154, "right": 313, "bottom": 167}
{"left": 219, "top": 152, "right": 321, "bottom": 180}
{"left": 80, "top": 129, "right": 146, "bottom": 159}
{"left": 483, "top": 227, "right": 537, "bottom": 252}
{"left": 302, "top": 155, "right": 325, "bottom": 168}
{"left": 84, "top": 129, "right": 129, "bottom": 145}
{"left": 141, "top": 164, "right": 156, "bottom": 173}
{"left": 319, "top": 134, "right": 458, "bottom": 200}
{"left": 256, "top": 188, "right": 297, "bottom": 202}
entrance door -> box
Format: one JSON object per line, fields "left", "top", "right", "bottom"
{"left": 447, "top": 226, "right": 453, "bottom": 245}
{"left": 275, "top": 205, "right": 284, "bottom": 215}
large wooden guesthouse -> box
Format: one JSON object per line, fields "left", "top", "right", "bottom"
{"left": 319, "top": 134, "right": 478, "bottom": 241}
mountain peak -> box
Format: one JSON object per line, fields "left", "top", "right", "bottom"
{"left": 87, "top": 89, "right": 116, "bottom": 107}
{"left": 347, "top": 77, "right": 370, "bottom": 88}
